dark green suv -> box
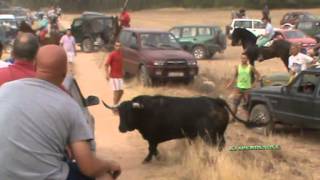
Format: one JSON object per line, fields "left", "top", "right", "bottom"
{"left": 297, "top": 20, "right": 320, "bottom": 42}
{"left": 169, "top": 25, "right": 226, "bottom": 59}
{"left": 71, "top": 12, "right": 119, "bottom": 52}
{"left": 247, "top": 67, "right": 320, "bottom": 135}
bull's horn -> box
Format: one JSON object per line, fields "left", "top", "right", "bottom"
{"left": 102, "top": 101, "right": 118, "bottom": 110}
{"left": 132, "top": 102, "right": 143, "bottom": 109}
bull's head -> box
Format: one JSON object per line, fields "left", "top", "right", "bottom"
{"left": 102, "top": 100, "right": 144, "bottom": 133}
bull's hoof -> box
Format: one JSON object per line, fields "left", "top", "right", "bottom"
{"left": 142, "top": 156, "right": 152, "bottom": 164}
{"left": 155, "top": 154, "right": 161, "bottom": 161}
{"left": 142, "top": 159, "right": 151, "bottom": 164}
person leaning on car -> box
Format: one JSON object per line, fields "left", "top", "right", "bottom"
{"left": 226, "top": 52, "right": 261, "bottom": 121}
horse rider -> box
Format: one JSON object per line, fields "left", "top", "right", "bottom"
{"left": 119, "top": 7, "right": 131, "bottom": 28}
{"left": 37, "top": 13, "right": 49, "bottom": 41}
{"left": 256, "top": 17, "right": 275, "bottom": 48}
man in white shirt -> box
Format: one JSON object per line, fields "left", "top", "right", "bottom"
{"left": 288, "top": 44, "right": 315, "bottom": 76}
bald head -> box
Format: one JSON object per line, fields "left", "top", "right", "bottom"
{"left": 36, "top": 45, "right": 67, "bottom": 86}
{"left": 13, "top": 33, "right": 39, "bottom": 61}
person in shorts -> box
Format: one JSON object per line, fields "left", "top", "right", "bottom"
{"left": 226, "top": 52, "right": 261, "bottom": 121}
{"left": 60, "top": 29, "right": 76, "bottom": 72}
{"left": 105, "top": 42, "right": 124, "bottom": 107}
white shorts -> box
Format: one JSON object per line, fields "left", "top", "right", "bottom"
{"left": 67, "top": 52, "right": 75, "bottom": 63}
{"left": 109, "top": 78, "right": 124, "bottom": 91}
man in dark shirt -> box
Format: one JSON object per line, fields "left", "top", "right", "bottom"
{"left": 0, "top": 33, "right": 39, "bottom": 86}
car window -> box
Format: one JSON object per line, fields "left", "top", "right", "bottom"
{"left": 170, "top": 28, "right": 181, "bottom": 38}
{"left": 284, "top": 31, "right": 306, "bottom": 39}
{"left": 198, "top": 27, "right": 211, "bottom": 36}
{"left": 253, "top": 21, "right": 264, "bottom": 28}
{"left": 291, "top": 73, "right": 320, "bottom": 95}
{"left": 90, "top": 19, "right": 105, "bottom": 33}
{"left": 234, "top": 21, "right": 252, "bottom": 29}
{"left": 140, "top": 33, "right": 181, "bottom": 49}
{"left": 119, "top": 31, "right": 131, "bottom": 47}
{"left": 181, "top": 27, "right": 197, "bottom": 37}
{"left": 283, "top": 14, "right": 290, "bottom": 21}
{"left": 297, "top": 22, "right": 313, "bottom": 30}
{"left": 128, "top": 33, "right": 138, "bottom": 48}
{"left": 72, "top": 19, "right": 83, "bottom": 27}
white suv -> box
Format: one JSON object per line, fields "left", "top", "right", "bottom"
{"left": 227, "top": 18, "right": 265, "bottom": 37}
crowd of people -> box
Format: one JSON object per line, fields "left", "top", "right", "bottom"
{"left": 0, "top": 33, "right": 121, "bottom": 179}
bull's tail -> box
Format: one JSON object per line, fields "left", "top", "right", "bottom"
{"left": 215, "top": 98, "right": 256, "bottom": 128}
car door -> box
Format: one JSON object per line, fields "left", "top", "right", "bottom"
{"left": 313, "top": 80, "right": 320, "bottom": 129}
{"left": 119, "top": 31, "right": 140, "bottom": 75}
{"left": 273, "top": 72, "right": 319, "bottom": 126}
{"left": 71, "top": 18, "right": 83, "bottom": 43}
{"left": 178, "top": 27, "right": 197, "bottom": 51}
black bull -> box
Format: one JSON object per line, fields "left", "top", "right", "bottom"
{"left": 103, "top": 95, "right": 250, "bottom": 163}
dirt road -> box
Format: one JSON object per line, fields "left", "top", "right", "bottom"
{"left": 68, "top": 8, "right": 320, "bottom": 180}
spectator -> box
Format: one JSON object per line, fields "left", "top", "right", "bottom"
{"left": 0, "top": 45, "right": 121, "bottom": 180}
{"left": 0, "top": 42, "right": 10, "bottom": 68}
{"left": 226, "top": 52, "right": 261, "bottom": 121}
{"left": 0, "top": 33, "right": 39, "bottom": 85}
{"left": 60, "top": 29, "right": 76, "bottom": 71}
{"left": 105, "top": 41, "right": 124, "bottom": 107}
{"left": 119, "top": 7, "right": 131, "bottom": 28}
{"left": 288, "top": 44, "right": 316, "bottom": 78}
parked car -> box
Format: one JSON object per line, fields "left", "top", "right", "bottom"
{"left": 71, "top": 12, "right": 119, "bottom": 52}
{"left": 169, "top": 25, "right": 226, "bottom": 59}
{"left": 274, "top": 29, "right": 317, "bottom": 51}
{"left": 118, "top": 28, "right": 198, "bottom": 86}
{"left": 62, "top": 74, "right": 99, "bottom": 151}
{"left": 280, "top": 12, "right": 318, "bottom": 27}
{"left": 226, "top": 18, "right": 265, "bottom": 38}
{"left": 247, "top": 66, "right": 320, "bottom": 135}
{"left": 297, "top": 20, "right": 320, "bottom": 42}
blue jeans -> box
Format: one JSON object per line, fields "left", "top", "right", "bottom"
{"left": 67, "top": 161, "right": 95, "bottom": 180}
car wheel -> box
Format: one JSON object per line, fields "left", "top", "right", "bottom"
{"left": 249, "top": 104, "right": 274, "bottom": 136}
{"left": 139, "top": 65, "right": 152, "bottom": 87}
{"left": 207, "top": 51, "right": 216, "bottom": 59}
{"left": 82, "top": 38, "right": 94, "bottom": 53}
{"left": 192, "top": 46, "right": 206, "bottom": 60}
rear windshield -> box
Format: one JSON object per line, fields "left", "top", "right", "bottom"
{"left": 234, "top": 21, "right": 252, "bottom": 28}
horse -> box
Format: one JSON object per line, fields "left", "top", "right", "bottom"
{"left": 231, "top": 28, "right": 291, "bottom": 71}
